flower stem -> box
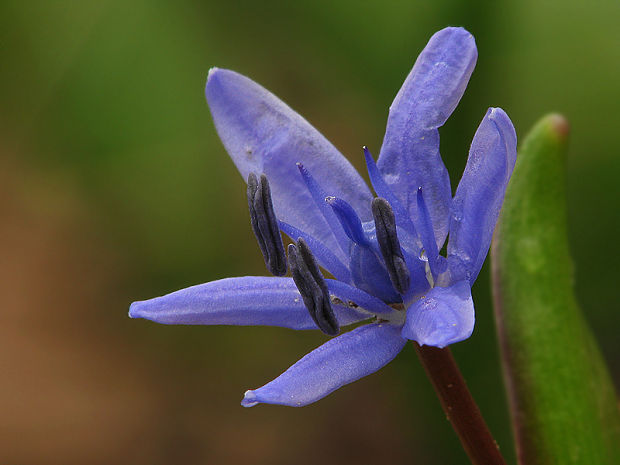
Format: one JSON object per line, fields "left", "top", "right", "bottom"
{"left": 414, "top": 343, "right": 506, "bottom": 465}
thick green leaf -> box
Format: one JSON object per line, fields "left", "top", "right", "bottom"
{"left": 491, "top": 114, "right": 620, "bottom": 465}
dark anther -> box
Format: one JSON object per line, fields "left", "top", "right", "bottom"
{"left": 247, "top": 173, "right": 287, "bottom": 276}
{"left": 372, "top": 197, "right": 410, "bottom": 294}
{"left": 289, "top": 238, "right": 339, "bottom": 336}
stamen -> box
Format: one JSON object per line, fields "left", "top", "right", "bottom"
{"left": 363, "top": 147, "right": 416, "bottom": 235}
{"left": 278, "top": 220, "right": 352, "bottom": 284}
{"left": 296, "top": 163, "right": 350, "bottom": 255}
{"left": 415, "top": 187, "right": 447, "bottom": 278}
{"left": 372, "top": 197, "right": 411, "bottom": 294}
{"left": 247, "top": 173, "right": 287, "bottom": 276}
{"left": 289, "top": 239, "right": 339, "bottom": 336}
{"left": 325, "top": 196, "right": 369, "bottom": 246}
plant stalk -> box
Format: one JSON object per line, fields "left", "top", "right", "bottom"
{"left": 414, "top": 343, "right": 506, "bottom": 465}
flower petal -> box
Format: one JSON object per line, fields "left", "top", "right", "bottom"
{"left": 129, "top": 277, "right": 368, "bottom": 330}
{"left": 206, "top": 68, "right": 373, "bottom": 251}
{"left": 448, "top": 107, "right": 517, "bottom": 284}
{"left": 401, "top": 280, "right": 475, "bottom": 348}
{"left": 241, "top": 322, "right": 406, "bottom": 407}
{"left": 377, "top": 27, "right": 477, "bottom": 246}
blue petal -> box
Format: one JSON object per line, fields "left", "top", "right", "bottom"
{"left": 377, "top": 27, "right": 477, "bottom": 247}
{"left": 448, "top": 107, "right": 517, "bottom": 284}
{"left": 206, "top": 68, "right": 373, "bottom": 252}
{"left": 401, "top": 280, "right": 475, "bottom": 348}
{"left": 241, "top": 322, "right": 406, "bottom": 407}
{"left": 129, "top": 277, "right": 368, "bottom": 330}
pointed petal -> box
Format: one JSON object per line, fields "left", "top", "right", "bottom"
{"left": 241, "top": 322, "right": 406, "bottom": 407}
{"left": 206, "top": 68, "right": 373, "bottom": 251}
{"left": 364, "top": 147, "right": 415, "bottom": 235}
{"left": 296, "top": 163, "right": 351, "bottom": 256}
{"left": 401, "top": 280, "right": 475, "bottom": 348}
{"left": 377, "top": 27, "right": 477, "bottom": 246}
{"left": 414, "top": 187, "right": 447, "bottom": 279}
{"left": 129, "top": 277, "right": 368, "bottom": 330}
{"left": 448, "top": 107, "right": 517, "bottom": 284}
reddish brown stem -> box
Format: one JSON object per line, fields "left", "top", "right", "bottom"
{"left": 414, "top": 343, "right": 507, "bottom": 465}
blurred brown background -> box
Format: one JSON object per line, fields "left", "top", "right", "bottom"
{"left": 1, "top": 0, "right": 619, "bottom": 464}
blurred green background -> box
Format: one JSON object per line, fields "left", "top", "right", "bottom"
{"left": 1, "top": 1, "right": 619, "bottom": 464}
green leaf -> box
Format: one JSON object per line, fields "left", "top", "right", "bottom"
{"left": 491, "top": 114, "right": 620, "bottom": 465}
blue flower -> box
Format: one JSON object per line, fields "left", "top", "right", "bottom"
{"left": 129, "top": 27, "right": 517, "bottom": 407}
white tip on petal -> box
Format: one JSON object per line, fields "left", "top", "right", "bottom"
{"left": 241, "top": 390, "right": 259, "bottom": 408}
{"left": 128, "top": 301, "right": 145, "bottom": 319}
